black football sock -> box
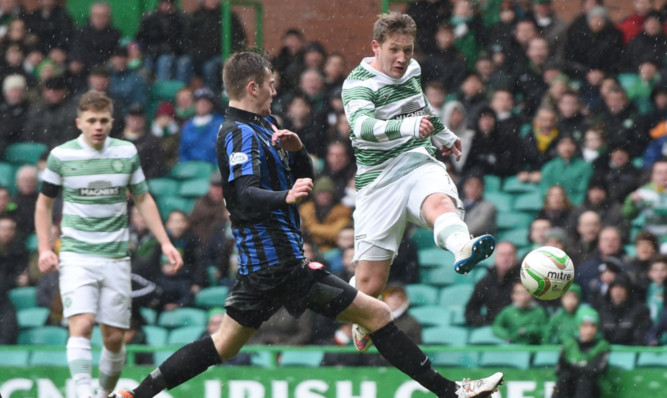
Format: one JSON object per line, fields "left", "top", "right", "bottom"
{"left": 133, "top": 335, "right": 222, "bottom": 398}
{"left": 370, "top": 322, "right": 457, "bottom": 398}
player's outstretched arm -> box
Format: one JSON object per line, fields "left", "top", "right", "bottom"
{"left": 35, "top": 193, "right": 59, "bottom": 273}
{"left": 133, "top": 192, "right": 184, "bottom": 272}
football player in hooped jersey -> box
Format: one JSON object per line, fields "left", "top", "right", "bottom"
{"left": 341, "top": 12, "right": 496, "bottom": 354}
{"left": 109, "top": 51, "right": 502, "bottom": 398}
{"left": 35, "top": 91, "right": 183, "bottom": 398}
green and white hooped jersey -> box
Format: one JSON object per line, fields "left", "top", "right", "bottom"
{"left": 42, "top": 135, "right": 148, "bottom": 258}
{"left": 342, "top": 57, "right": 452, "bottom": 191}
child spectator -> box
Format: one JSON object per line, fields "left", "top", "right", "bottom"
{"left": 581, "top": 128, "right": 604, "bottom": 163}
{"left": 173, "top": 87, "right": 195, "bottom": 125}
{"left": 492, "top": 281, "right": 547, "bottom": 344}
{"left": 543, "top": 284, "right": 585, "bottom": 344}
{"left": 552, "top": 307, "right": 610, "bottom": 398}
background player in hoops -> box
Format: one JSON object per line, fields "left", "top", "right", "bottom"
{"left": 35, "top": 91, "right": 183, "bottom": 398}
{"left": 110, "top": 51, "right": 503, "bottom": 398}
{"left": 341, "top": 12, "right": 495, "bottom": 351}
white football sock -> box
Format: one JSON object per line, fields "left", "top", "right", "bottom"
{"left": 433, "top": 212, "right": 469, "bottom": 254}
{"left": 67, "top": 336, "right": 93, "bottom": 398}
{"left": 96, "top": 346, "right": 126, "bottom": 398}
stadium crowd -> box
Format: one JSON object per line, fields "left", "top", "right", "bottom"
{"left": 1, "top": 0, "right": 667, "bottom": 366}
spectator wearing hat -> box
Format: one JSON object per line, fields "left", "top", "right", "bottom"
{"left": 135, "top": 0, "right": 189, "bottom": 83}
{"left": 150, "top": 101, "right": 181, "bottom": 169}
{"left": 597, "top": 273, "right": 652, "bottom": 345}
{"left": 461, "top": 175, "right": 497, "bottom": 237}
{"left": 592, "top": 143, "right": 642, "bottom": 204}
{"left": 109, "top": 47, "right": 148, "bottom": 118}
{"left": 122, "top": 104, "right": 165, "bottom": 179}
{"left": 624, "top": 11, "right": 667, "bottom": 72}
{"left": 552, "top": 307, "right": 609, "bottom": 398}
{"left": 0, "top": 74, "right": 29, "bottom": 157}
{"left": 23, "top": 75, "right": 77, "bottom": 149}
{"left": 577, "top": 226, "right": 629, "bottom": 301}
{"left": 540, "top": 134, "right": 593, "bottom": 205}
{"left": 420, "top": 22, "right": 467, "bottom": 92}
{"left": 69, "top": 2, "right": 121, "bottom": 71}
{"left": 299, "top": 176, "right": 352, "bottom": 253}
{"left": 543, "top": 284, "right": 585, "bottom": 344}
{"left": 588, "top": 256, "right": 625, "bottom": 311}
{"left": 179, "top": 87, "right": 224, "bottom": 165}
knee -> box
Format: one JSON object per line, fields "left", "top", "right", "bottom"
{"left": 103, "top": 330, "right": 125, "bottom": 349}
{"left": 355, "top": 274, "right": 386, "bottom": 298}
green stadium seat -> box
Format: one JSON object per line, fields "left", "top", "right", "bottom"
{"left": 9, "top": 287, "right": 38, "bottom": 310}
{"left": 91, "top": 326, "right": 104, "bottom": 347}
{"left": 157, "top": 307, "right": 207, "bottom": 328}
{"left": 497, "top": 228, "right": 530, "bottom": 248}
{"left": 169, "top": 161, "right": 214, "bottom": 180}
{"left": 0, "top": 351, "right": 29, "bottom": 366}
{"left": 0, "top": 161, "right": 15, "bottom": 190}
{"left": 636, "top": 352, "right": 667, "bottom": 368}
{"left": 140, "top": 307, "right": 157, "bottom": 325}
{"left": 25, "top": 233, "right": 38, "bottom": 252}
{"left": 502, "top": 176, "right": 539, "bottom": 193}
{"left": 409, "top": 305, "right": 451, "bottom": 328}
{"left": 438, "top": 285, "right": 475, "bottom": 308}
{"left": 479, "top": 351, "right": 531, "bottom": 370}
{"left": 496, "top": 212, "right": 534, "bottom": 230}
{"left": 422, "top": 326, "right": 468, "bottom": 345}
{"left": 154, "top": 350, "right": 175, "bottom": 364}
{"left": 168, "top": 326, "right": 206, "bottom": 345}
{"left": 144, "top": 326, "right": 169, "bottom": 346}
{"left": 430, "top": 351, "right": 479, "bottom": 368}
{"left": 468, "top": 326, "right": 506, "bottom": 345}
{"left": 449, "top": 306, "right": 467, "bottom": 326}
{"left": 405, "top": 284, "right": 439, "bottom": 307}
{"left": 18, "top": 326, "right": 68, "bottom": 345}
{"left": 250, "top": 351, "right": 275, "bottom": 367}
{"left": 279, "top": 350, "right": 324, "bottom": 367}
{"left": 151, "top": 80, "right": 186, "bottom": 102}
{"left": 179, "top": 178, "right": 210, "bottom": 198}
{"left": 3, "top": 142, "right": 48, "bottom": 165}
{"left": 148, "top": 178, "right": 180, "bottom": 198}
{"left": 624, "top": 244, "right": 637, "bottom": 258}
{"left": 532, "top": 351, "right": 559, "bottom": 368}
{"left": 157, "top": 196, "right": 196, "bottom": 218}
{"left": 30, "top": 351, "right": 68, "bottom": 366}
{"left": 472, "top": 265, "right": 489, "bottom": 282}
{"left": 420, "top": 266, "right": 468, "bottom": 287}
{"left": 609, "top": 351, "right": 636, "bottom": 370}
{"left": 484, "top": 192, "right": 513, "bottom": 213}
{"left": 513, "top": 192, "right": 544, "bottom": 212}
{"left": 17, "top": 307, "right": 50, "bottom": 329}
{"left": 617, "top": 73, "right": 639, "bottom": 90}
{"left": 195, "top": 286, "right": 229, "bottom": 309}
{"left": 483, "top": 175, "right": 502, "bottom": 193}
{"left": 410, "top": 227, "right": 436, "bottom": 250}
{"left": 418, "top": 247, "right": 454, "bottom": 268}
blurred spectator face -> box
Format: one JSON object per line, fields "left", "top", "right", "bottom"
{"left": 654, "top": 91, "right": 667, "bottom": 110}
{"left": 304, "top": 49, "right": 325, "bottom": 70}
{"left": 124, "top": 114, "right": 146, "bottom": 133}
{"left": 325, "top": 143, "right": 349, "bottom": 173}
{"left": 634, "top": 0, "right": 652, "bottom": 15}
{"left": 598, "top": 228, "right": 621, "bottom": 257}
{"left": 5, "top": 45, "right": 23, "bottom": 67}
{"left": 336, "top": 227, "right": 354, "bottom": 250}
{"left": 475, "top": 58, "right": 493, "bottom": 80}
{"left": 90, "top": 3, "right": 112, "bottom": 30}
{"left": 599, "top": 267, "right": 617, "bottom": 285}
{"left": 648, "top": 260, "right": 667, "bottom": 286}
{"left": 48, "top": 48, "right": 67, "bottom": 67}
{"left": 287, "top": 96, "right": 311, "bottom": 121}
{"left": 586, "top": 185, "right": 606, "bottom": 205}
{"left": 545, "top": 235, "right": 565, "bottom": 249}
{"left": 0, "top": 0, "right": 18, "bottom": 12}
{"left": 324, "top": 54, "right": 346, "bottom": 82}
{"left": 384, "top": 288, "right": 408, "bottom": 311}
{"left": 652, "top": 161, "right": 667, "bottom": 189}
{"left": 477, "top": 113, "right": 495, "bottom": 133}
{"left": 39, "top": 0, "right": 57, "bottom": 10}
{"left": 425, "top": 84, "right": 446, "bottom": 109}
{"left": 636, "top": 238, "right": 657, "bottom": 261}
{"left": 448, "top": 108, "right": 464, "bottom": 130}
{"left": 0, "top": 217, "right": 16, "bottom": 245}
{"left": 195, "top": 98, "right": 213, "bottom": 116}
{"left": 435, "top": 26, "right": 455, "bottom": 49}
{"left": 644, "top": 15, "right": 662, "bottom": 36}
{"left": 158, "top": 0, "right": 176, "bottom": 13}
{"left": 586, "top": 69, "right": 605, "bottom": 87}
{"left": 533, "top": 2, "right": 552, "bottom": 18}
{"left": 166, "top": 211, "right": 189, "bottom": 239}
{"left": 557, "top": 93, "right": 579, "bottom": 118}
{"left": 511, "top": 283, "right": 533, "bottom": 308}
{"left": 534, "top": 108, "right": 557, "bottom": 131}
{"left": 453, "top": 0, "right": 473, "bottom": 17}
{"left": 463, "top": 176, "right": 484, "bottom": 201}
{"left": 530, "top": 219, "right": 551, "bottom": 245}
{"left": 315, "top": 189, "right": 334, "bottom": 208}
{"left": 526, "top": 38, "right": 549, "bottom": 66}
{"left": 7, "top": 18, "right": 25, "bottom": 41}
{"left": 556, "top": 137, "right": 576, "bottom": 160}
{"left": 203, "top": 0, "right": 221, "bottom": 10}
{"left": 490, "top": 90, "right": 513, "bottom": 114}
{"left": 545, "top": 185, "right": 567, "bottom": 209}
{"left": 561, "top": 290, "right": 579, "bottom": 313}
{"left": 207, "top": 312, "right": 224, "bottom": 335}
{"left": 110, "top": 54, "right": 129, "bottom": 72}
{"left": 335, "top": 114, "right": 350, "bottom": 137}
{"left": 583, "top": 129, "right": 603, "bottom": 152}
{"left": 588, "top": 15, "right": 606, "bottom": 33}
{"left": 578, "top": 321, "right": 597, "bottom": 343}
{"left": 577, "top": 211, "right": 601, "bottom": 242}
{"left": 639, "top": 62, "right": 658, "bottom": 81}
{"left": 609, "top": 284, "right": 628, "bottom": 306}
{"left": 89, "top": 73, "right": 110, "bottom": 92}
{"left": 16, "top": 167, "right": 38, "bottom": 195}
{"left": 514, "top": 21, "right": 537, "bottom": 47}
{"left": 299, "top": 69, "right": 324, "bottom": 97}
{"left": 372, "top": 33, "right": 414, "bottom": 79}
{"left": 609, "top": 148, "right": 629, "bottom": 167}
{"left": 499, "top": 3, "right": 516, "bottom": 23}
{"left": 176, "top": 88, "right": 194, "bottom": 110}
{"left": 599, "top": 78, "right": 618, "bottom": 98}
{"left": 494, "top": 242, "right": 518, "bottom": 276}
{"left": 461, "top": 74, "right": 483, "bottom": 97}
{"left": 4, "top": 86, "right": 25, "bottom": 105}
{"left": 283, "top": 31, "right": 304, "bottom": 56}
{"left": 43, "top": 87, "right": 66, "bottom": 105}
{"left": 342, "top": 247, "right": 355, "bottom": 273}
{"left": 130, "top": 206, "right": 147, "bottom": 233}
{"left": 605, "top": 91, "right": 628, "bottom": 114}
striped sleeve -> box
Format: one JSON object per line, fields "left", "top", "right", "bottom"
{"left": 42, "top": 152, "right": 63, "bottom": 186}
{"left": 226, "top": 124, "right": 260, "bottom": 182}
{"left": 128, "top": 152, "right": 148, "bottom": 196}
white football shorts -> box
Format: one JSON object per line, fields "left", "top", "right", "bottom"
{"left": 59, "top": 252, "right": 132, "bottom": 329}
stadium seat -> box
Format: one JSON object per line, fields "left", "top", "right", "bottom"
{"left": 279, "top": 350, "right": 324, "bottom": 367}
{"left": 140, "top": 307, "right": 157, "bottom": 325}
{"left": 418, "top": 247, "right": 454, "bottom": 269}
{"left": 168, "top": 326, "right": 206, "bottom": 345}
{"left": 496, "top": 212, "right": 534, "bottom": 230}
{"left": 17, "top": 307, "right": 50, "bottom": 329}
{"left": 483, "top": 175, "right": 502, "bottom": 193}
{"left": 157, "top": 196, "right": 196, "bottom": 218}
{"left": 250, "top": 351, "right": 275, "bottom": 367}
{"left": 479, "top": 351, "right": 531, "bottom": 370}
{"left": 609, "top": 351, "right": 636, "bottom": 370}
{"left": 179, "top": 178, "right": 210, "bottom": 198}
{"left": 497, "top": 228, "right": 530, "bottom": 248}
{"left": 25, "top": 233, "right": 38, "bottom": 252}
{"left": 148, "top": 178, "right": 180, "bottom": 198}
{"left": 513, "top": 192, "right": 544, "bottom": 212}
{"left": 410, "top": 227, "right": 436, "bottom": 250}
{"left": 195, "top": 286, "right": 229, "bottom": 309}
{"left": 0, "top": 162, "right": 15, "bottom": 191}
{"left": 157, "top": 307, "right": 207, "bottom": 328}
{"left": 532, "top": 351, "right": 559, "bottom": 368}
{"left": 420, "top": 266, "right": 468, "bottom": 287}
{"left": 438, "top": 285, "right": 475, "bottom": 308}
{"left": 143, "top": 326, "right": 169, "bottom": 346}
{"left": 18, "top": 326, "right": 68, "bottom": 345}
{"left": 624, "top": 244, "right": 637, "bottom": 258}
{"left": 405, "top": 284, "right": 439, "bottom": 307}
{"left": 154, "top": 350, "right": 175, "bottom": 364}
{"left": 636, "top": 352, "right": 667, "bottom": 368}
{"left": 30, "top": 351, "right": 68, "bottom": 366}
{"left": 430, "top": 351, "right": 479, "bottom": 368}
{"left": 3, "top": 142, "right": 48, "bottom": 165}
{"left": 448, "top": 306, "right": 467, "bottom": 326}
{"left": 422, "top": 326, "right": 468, "bottom": 345}
{"left": 8, "top": 286, "right": 37, "bottom": 310}
{"left": 467, "top": 326, "right": 506, "bottom": 345}
{"left": 484, "top": 192, "right": 513, "bottom": 213}
{"left": 151, "top": 80, "right": 186, "bottom": 102}
{"left": 502, "top": 176, "right": 539, "bottom": 193}
{"left": 409, "top": 305, "right": 451, "bottom": 328}
{"left": 0, "top": 351, "right": 29, "bottom": 366}
{"left": 91, "top": 326, "right": 104, "bottom": 347}
{"left": 169, "top": 161, "right": 215, "bottom": 180}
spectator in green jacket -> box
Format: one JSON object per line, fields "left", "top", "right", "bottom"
{"left": 543, "top": 284, "right": 585, "bottom": 344}
{"left": 540, "top": 134, "right": 593, "bottom": 205}
{"left": 623, "top": 158, "right": 667, "bottom": 238}
{"left": 492, "top": 281, "right": 547, "bottom": 344}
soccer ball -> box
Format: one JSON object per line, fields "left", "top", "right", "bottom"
{"left": 520, "top": 246, "right": 575, "bottom": 300}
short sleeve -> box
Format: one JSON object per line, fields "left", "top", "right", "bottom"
{"left": 41, "top": 152, "right": 63, "bottom": 186}
{"left": 225, "top": 124, "right": 261, "bottom": 182}
{"left": 128, "top": 152, "right": 148, "bottom": 196}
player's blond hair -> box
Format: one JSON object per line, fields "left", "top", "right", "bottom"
{"left": 373, "top": 12, "right": 417, "bottom": 44}
{"left": 77, "top": 91, "right": 113, "bottom": 115}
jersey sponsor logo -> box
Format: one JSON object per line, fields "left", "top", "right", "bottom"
{"left": 230, "top": 152, "right": 249, "bottom": 166}
{"left": 355, "top": 234, "right": 367, "bottom": 240}
{"left": 79, "top": 187, "right": 121, "bottom": 196}
{"left": 392, "top": 108, "right": 425, "bottom": 120}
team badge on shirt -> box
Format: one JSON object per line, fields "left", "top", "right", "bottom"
{"left": 230, "top": 152, "right": 249, "bottom": 165}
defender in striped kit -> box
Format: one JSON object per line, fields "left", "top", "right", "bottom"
{"left": 35, "top": 92, "right": 183, "bottom": 398}
{"left": 342, "top": 12, "right": 496, "bottom": 364}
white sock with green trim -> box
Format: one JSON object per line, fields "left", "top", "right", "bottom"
{"left": 96, "top": 346, "right": 126, "bottom": 398}
{"left": 67, "top": 336, "right": 93, "bottom": 398}
{"left": 433, "top": 212, "right": 469, "bottom": 254}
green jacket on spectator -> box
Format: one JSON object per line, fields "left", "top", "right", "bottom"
{"left": 492, "top": 303, "right": 547, "bottom": 345}
{"left": 540, "top": 156, "right": 593, "bottom": 206}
